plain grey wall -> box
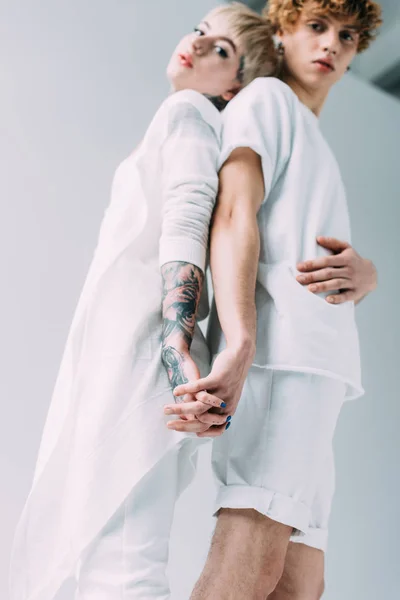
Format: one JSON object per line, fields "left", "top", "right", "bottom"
{"left": 1, "top": 1, "right": 398, "bottom": 599}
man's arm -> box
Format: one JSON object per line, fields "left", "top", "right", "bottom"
{"left": 168, "top": 147, "right": 266, "bottom": 425}
{"left": 209, "top": 147, "right": 264, "bottom": 359}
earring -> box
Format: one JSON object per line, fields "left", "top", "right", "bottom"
{"left": 277, "top": 41, "right": 285, "bottom": 56}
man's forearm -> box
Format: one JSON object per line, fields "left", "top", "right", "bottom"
{"left": 209, "top": 204, "right": 259, "bottom": 360}
{"left": 161, "top": 261, "right": 203, "bottom": 387}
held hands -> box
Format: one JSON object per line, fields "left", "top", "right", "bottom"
{"left": 164, "top": 345, "right": 254, "bottom": 438}
{"left": 296, "top": 237, "right": 377, "bottom": 304}
{"left": 162, "top": 347, "right": 228, "bottom": 434}
{"left": 162, "top": 237, "right": 378, "bottom": 435}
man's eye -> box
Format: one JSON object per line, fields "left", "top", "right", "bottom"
{"left": 309, "top": 22, "right": 323, "bottom": 32}
{"left": 193, "top": 27, "right": 204, "bottom": 36}
{"left": 341, "top": 31, "right": 354, "bottom": 42}
{"left": 215, "top": 46, "right": 228, "bottom": 59}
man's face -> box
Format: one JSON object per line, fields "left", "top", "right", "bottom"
{"left": 278, "top": 2, "right": 360, "bottom": 92}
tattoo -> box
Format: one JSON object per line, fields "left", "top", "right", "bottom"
{"left": 161, "top": 346, "right": 188, "bottom": 401}
{"left": 161, "top": 261, "right": 203, "bottom": 393}
{"left": 161, "top": 261, "right": 204, "bottom": 350}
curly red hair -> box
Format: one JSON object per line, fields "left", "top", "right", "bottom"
{"left": 263, "top": 0, "right": 383, "bottom": 52}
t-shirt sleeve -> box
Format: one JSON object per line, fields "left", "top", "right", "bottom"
{"left": 159, "top": 100, "right": 220, "bottom": 273}
{"left": 219, "top": 78, "right": 292, "bottom": 202}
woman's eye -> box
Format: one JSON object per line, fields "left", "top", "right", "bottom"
{"left": 215, "top": 46, "right": 228, "bottom": 59}
{"left": 193, "top": 27, "right": 204, "bottom": 36}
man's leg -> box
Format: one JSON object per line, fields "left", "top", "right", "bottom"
{"left": 190, "top": 508, "right": 292, "bottom": 600}
{"left": 267, "top": 542, "right": 324, "bottom": 600}
{"left": 266, "top": 449, "right": 336, "bottom": 599}
{"left": 192, "top": 369, "right": 344, "bottom": 600}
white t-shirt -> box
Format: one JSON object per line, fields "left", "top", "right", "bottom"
{"left": 208, "top": 77, "right": 363, "bottom": 401}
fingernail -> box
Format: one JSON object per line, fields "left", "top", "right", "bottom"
{"left": 221, "top": 402, "right": 227, "bottom": 408}
{"left": 327, "top": 296, "right": 335, "bottom": 303}
{"left": 309, "top": 284, "right": 317, "bottom": 292}
{"left": 297, "top": 275, "right": 306, "bottom": 283}
{"left": 226, "top": 416, "right": 232, "bottom": 421}
{"left": 164, "top": 408, "right": 173, "bottom": 414}
{"left": 225, "top": 422, "right": 231, "bottom": 430}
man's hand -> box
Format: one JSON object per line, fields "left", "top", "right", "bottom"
{"left": 296, "top": 236, "right": 377, "bottom": 305}
{"left": 164, "top": 343, "right": 254, "bottom": 438}
{"left": 162, "top": 348, "right": 228, "bottom": 432}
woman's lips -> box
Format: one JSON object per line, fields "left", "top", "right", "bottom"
{"left": 178, "top": 53, "right": 193, "bottom": 68}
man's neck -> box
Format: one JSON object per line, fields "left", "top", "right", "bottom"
{"left": 280, "top": 72, "right": 328, "bottom": 118}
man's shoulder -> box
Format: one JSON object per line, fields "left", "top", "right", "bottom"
{"left": 224, "top": 77, "right": 295, "bottom": 118}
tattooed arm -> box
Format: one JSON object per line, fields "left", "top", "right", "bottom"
{"left": 161, "top": 262, "right": 204, "bottom": 394}
{"left": 158, "top": 97, "right": 220, "bottom": 395}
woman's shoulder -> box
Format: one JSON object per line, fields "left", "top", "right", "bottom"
{"left": 160, "top": 89, "right": 222, "bottom": 137}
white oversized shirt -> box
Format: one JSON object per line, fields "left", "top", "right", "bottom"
{"left": 9, "top": 90, "right": 220, "bottom": 600}
{"left": 208, "top": 78, "right": 363, "bottom": 401}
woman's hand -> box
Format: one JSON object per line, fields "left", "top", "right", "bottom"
{"left": 165, "top": 344, "right": 254, "bottom": 438}
{"left": 162, "top": 348, "right": 227, "bottom": 432}
{"left": 296, "top": 236, "right": 377, "bottom": 305}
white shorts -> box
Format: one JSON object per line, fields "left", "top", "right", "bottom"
{"left": 211, "top": 367, "right": 346, "bottom": 552}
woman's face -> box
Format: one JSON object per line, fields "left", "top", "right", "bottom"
{"left": 167, "top": 11, "right": 244, "bottom": 100}
{"left": 278, "top": 2, "right": 360, "bottom": 93}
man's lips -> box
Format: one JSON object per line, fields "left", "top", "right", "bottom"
{"left": 178, "top": 53, "right": 193, "bottom": 68}
{"left": 313, "top": 59, "right": 335, "bottom": 72}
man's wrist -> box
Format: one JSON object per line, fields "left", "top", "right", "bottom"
{"left": 226, "top": 335, "right": 256, "bottom": 365}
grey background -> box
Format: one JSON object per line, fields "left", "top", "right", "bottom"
{"left": 1, "top": 1, "right": 399, "bottom": 599}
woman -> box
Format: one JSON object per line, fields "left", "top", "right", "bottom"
{"left": 8, "top": 5, "right": 279, "bottom": 600}
{"left": 9, "top": 3, "right": 377, "bottom": 600}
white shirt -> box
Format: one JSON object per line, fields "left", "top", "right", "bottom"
{"left": 207, "top": 78, "right": 363, "bottom": 401}
{"left": 9, "top": 90, "right": 220, "bottom": 600}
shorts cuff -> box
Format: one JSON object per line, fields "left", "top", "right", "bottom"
{"left": 290, "top": 527, "right": 329, "bottom": 552}
{"left": 212, "top": 485, "right": 311, "bottom": 535}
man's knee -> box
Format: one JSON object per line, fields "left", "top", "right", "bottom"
{"left": 214, "top": 508, "right": 291, "bottom": 592}
{"left": 271, "top": 577, "right": 325, "bottom": 599}
{"left": 269, "top": 542, "right": 325, "bottom": 600}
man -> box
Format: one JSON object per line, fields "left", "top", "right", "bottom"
{"left": 165, "top": 1, "right": 382, "bottom": 598}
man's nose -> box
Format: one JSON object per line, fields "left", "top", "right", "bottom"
{"left": 320, "top": 29, "right": 340, "bottom": 55}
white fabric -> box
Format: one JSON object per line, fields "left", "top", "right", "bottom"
{"left": 211, "top": 367, "right": 345, "bottom": 552}
{"left": 9, "top": 90, "right": 220, "bottom": 600}
{"left": 74, "top": 439, "right": 202, "bottom": 599}
{"left": 73, "top": 370, "right": 341, "bottom": 600}
{"left": 208, "top": 77, "right": 364, "bottom": 401}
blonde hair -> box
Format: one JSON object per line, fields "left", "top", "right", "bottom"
{"left": 208, "top": 2, "right": 279, "bottom": 87}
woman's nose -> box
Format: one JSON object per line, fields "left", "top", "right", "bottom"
{"left": 192, "top": 36, "right": 210, "bottom": 55}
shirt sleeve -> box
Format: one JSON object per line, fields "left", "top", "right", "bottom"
{"left": 219, "top": 78, "right": 293, "bottom": 203}
{"left": 159, "top": 100, "right": 220, "bottom": 273}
